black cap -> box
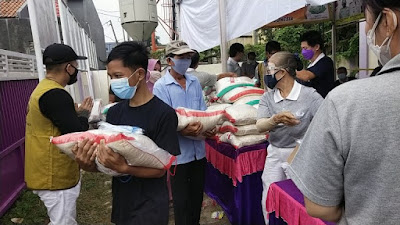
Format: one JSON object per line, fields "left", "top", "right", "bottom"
{"left": 43, "top": 43, "right": 87, "bottom": 65}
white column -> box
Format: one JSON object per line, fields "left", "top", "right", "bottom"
{"left": 359, "top": 21, "right": 370, "bottom": 79}
{"left": 27, "top": 0, "right": 45, "bottom": 81}
{"left": 219, "top": 0, "right": 228, "bottom": 72}
{"left": 52, "top": 0, "right": 61, "bottom": 43}
{"left": 81, "top": 29, "right": 95, "bottom": 99}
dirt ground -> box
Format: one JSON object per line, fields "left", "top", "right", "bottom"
{"left": 1, "top": 172, "right": 230, "bottom": 225}
{"left": 168, "top": 194, "right": 230, "bottom": 225}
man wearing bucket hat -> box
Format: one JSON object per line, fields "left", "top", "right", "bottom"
{"left": 25, "top": 43, "right": 95, "bottom": 225}
{"left": 153, "top": 40, "right": 217, "bottom": 225}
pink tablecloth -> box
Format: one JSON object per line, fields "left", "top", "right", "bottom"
{"left": 205, "top": 139, "right": 267, "bottom": 186}
{"left": 267, "top": 179, "right": 336, "bottom": 225}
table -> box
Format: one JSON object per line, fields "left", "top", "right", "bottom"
{"left": 267, "top": 179, "right": 336, "bottom": 225}
{"left": 204, "top": 139, "right": 268, "bottom": 225}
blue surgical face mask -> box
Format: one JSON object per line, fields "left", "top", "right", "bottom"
{"left": 110, "top": 69, "right": 141, "bottom": 100}
{"left": 170, "top": 58, "right": 191, "bottom": 75}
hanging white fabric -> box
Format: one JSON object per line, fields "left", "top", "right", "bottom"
{"left": 180, "top": 0, "right": 337, "bottom": 52}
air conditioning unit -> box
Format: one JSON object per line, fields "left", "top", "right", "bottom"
{"left": 119, "top": 0, "right": 158, "bottom": 41}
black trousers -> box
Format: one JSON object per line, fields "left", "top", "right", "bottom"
{"left": 170, "top": 158, "right": 206, "bottom": 225}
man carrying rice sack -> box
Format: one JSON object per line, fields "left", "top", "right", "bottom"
{"left": 76, "top": 42, "right": 180, "bottom": 225}
{"left": 24, "top": 43, "right": 94, "bottom": 225}
{"left": 153, "top": 40, "right": 216, "bottom": 225}
{"left": 255, "top": 52, "right": 323, "bottom": 224}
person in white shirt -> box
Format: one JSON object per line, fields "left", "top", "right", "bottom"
{"left": 227, "top": 43, "right": 244, "bottom": 76}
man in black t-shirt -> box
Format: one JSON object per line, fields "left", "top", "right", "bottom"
{"left": 78, "top": 41, "right": 180, "bottom": 225}
{"left": 296, "top": 31, "right": 334, "bottom": 98}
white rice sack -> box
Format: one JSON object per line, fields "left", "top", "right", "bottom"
{"left": 219, "top": 121, "right": 264, "bottom": 136}
{"left": 206, "top": 103, "right": 232, "bottom": 112}
{"left": 207, "top": 103, "right": 232, "bottom": 125}
{"left": 88, "top": 99, "right": 102, "bottom": 123}
{"left": 50, "top": 127, "right": 175, "bottom": 176}
{"left": 224, "top": 104, "right": 258, "bottom": 125}
{"left": 176, "top": 107, "right": 225, "bottom": 132}
{"left": 221, "top": 86, "right": 264, "bottom": 103}
{"left": 215, "top": 77, "right": 255, "bottom": 98}
{"left": 97, "top": 121, "right": 143, "bottom": 134}
{"left": 233, "top": 95, "right": 261, "bottom": 106}
{"left": 217, "top": 132, "right": 267, "bottom": 149}
{"left": 102, "top": 103, "right": 118, "bottom": 115}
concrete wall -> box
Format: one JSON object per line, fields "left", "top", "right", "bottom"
{"left": 0, "top": 18, "right": 34, "bottom": 55}
{"left": 228, "top": 36, "right": 254, "bottom": 47}
{"left": 67, "top": 0, "right": 106, "bottom": 69}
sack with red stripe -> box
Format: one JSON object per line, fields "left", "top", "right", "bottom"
{"left": 219, "top": 121, "right": 264, "bottom": 136}
{"left": 51, "top": 126, "right": 176, "bottom": 176}
{"left": 176, "top": 107, "right": 225, "bottom": 133}
{"left": 221, "top": 86, "right": 264, "bottom": 103}
{"left": 224, "top": 104, "right": 257, "bottom": 125}
{"left": 216, "top": 132, "right": 268, "bottom": 149}
{"left": 215, "top": 77, "right": 255, "bottom": 98}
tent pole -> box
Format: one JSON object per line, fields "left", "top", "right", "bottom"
{"left": 219, "top": 0, "right": 227, "bottom": 72}
{"left": 331, "top": 3, "right": 337, "bottom": 72}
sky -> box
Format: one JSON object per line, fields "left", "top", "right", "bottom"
{"left": 92, "top": 0, "right": 171, "bottom": 45}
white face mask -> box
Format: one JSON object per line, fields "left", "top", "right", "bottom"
{"left": 366, "top": 12, "right": 398, "bottom": 66}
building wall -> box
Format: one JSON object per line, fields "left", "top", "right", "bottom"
{"left": 67, "top": 0, "right": 106, "bottom": 69}
{"left": 0, "top": 18, "right": 33, "bottom": 55}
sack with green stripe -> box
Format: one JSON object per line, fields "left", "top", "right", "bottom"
{"left": 215, "top": 77, "right": 255, "bottom": 98}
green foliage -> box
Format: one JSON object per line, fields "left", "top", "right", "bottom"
{"left": 0, "top": 190, "right": 48, "bottom": 225}
{"left": 199, "top": 21, "right": 359, "bottom": 64}
{"left": 336, "top": 24, "right": 359, "bottom": 60}
{"left": 150, "top": 49, "right": 165, "bottom": 60}
{"left": 201, "top": 46, "right": 220, "bottom": 62}
{"left": 244, "top": 44, "right": 265, "bottom": 61}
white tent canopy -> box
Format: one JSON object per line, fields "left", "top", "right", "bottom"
{"left": 180, "top": 0, "right": 337, "bottom": 52}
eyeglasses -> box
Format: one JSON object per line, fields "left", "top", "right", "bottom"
{"left": 266, "top": 65, "right": 283, "bottom": 75}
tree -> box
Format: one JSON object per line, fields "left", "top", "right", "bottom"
{"left": 244, "top": 44, "right": 265, "bottom": 61}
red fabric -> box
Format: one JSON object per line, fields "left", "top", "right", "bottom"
{"left": 228, "top": 89, "right": 264, "bottom": 101}
{"left": 206, "top": 144, "right": 266, "bottom": 186}
{"left": 51, "top": 132, "right": 134, "bottom": 144}
{"left": 175, "top": 108, "right": 225, "bottom": 117}
{"left": 267, "top": 183, "right": 328, "bottom": 225}
{"left": 223, "top": 112, "right": 236, "bottom": 124}
{"left": 219, "top": 125, "right": 238, "bottom": 133}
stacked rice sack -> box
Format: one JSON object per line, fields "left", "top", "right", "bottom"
{"left": 175, "top": 104, "right": 229, "bottom": 140}
{"left": 175, "top": 77, "right": 267, "bottom": 148}
{"left": 217, "top": 104, "right": 268, "bottom": 149}
{"left": 213, "top": 77, "right": 268, "bottom": 148}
